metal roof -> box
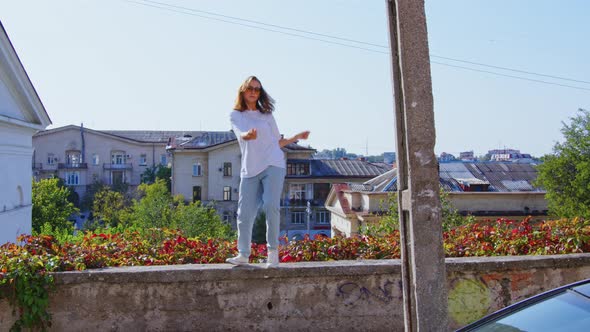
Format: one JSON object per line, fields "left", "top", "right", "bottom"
{"left": 312, "top": 159, "right": 389, "bottom": 178}
{"left": 362, "top": 168, "right": 397, "bottom": 192}
{"left": 176, "top": 131, "right": 237, "bottom": 149}
{"left": 286, "top": 159, "right": 389, "bottom": 178}
{"left": 345, "top": 162, "right": 543, "bottom": 193}
{"left": 465, "top": 163, "right": 541, "bottom": 192}
{"left": 283, "top": 143, "right": 316, "bottom": 151}
{"left": 102, "top": 130, "right": 204, "bottom": 143}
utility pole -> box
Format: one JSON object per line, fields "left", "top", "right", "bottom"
{"left": 386, "top": 0, "right": 449, "bottom": 331}
{"left": 306, "top": 200, "right": 311, "bottom": 236}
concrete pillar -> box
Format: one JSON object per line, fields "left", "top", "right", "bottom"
{"left": 385, "top": 0, "right": 449, "bottom": 331}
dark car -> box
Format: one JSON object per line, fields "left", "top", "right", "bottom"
{"left": 457, "top": 278, "right": 590, "bottom": 332}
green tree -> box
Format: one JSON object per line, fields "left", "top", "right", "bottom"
{"left": 125, "top": 180, "right": 234, "bottom": 239}
{"left": 141, "top": 164, "right": 172, "bottom": 192}
{"left": 32, "top": 178, "right": 79, "bottom": 234}
{"left": 536, "top": 109, "right": 590, "bottom": 219}
{"left": 365, "top": 193, "right": 399, "bottom": 235}
{"left": 439, "top": 189, "right": 474, "bottom": 231}
{"left": 128, "top": 179, "right": 173, "bottom": 229}
{"left": 173, "top": 201, "right": 234, "bottom": 240}
{"left": 368, "top": 188, "right": 473, "bottom": 235}
{"left": 80, "top": 179, "right": 107, "bottom": 211}
{"left": 252, "top": 211, "right": 267, "bottom": 244}
{"left": 92, "top": 187, "right": 127, "bottom": 228}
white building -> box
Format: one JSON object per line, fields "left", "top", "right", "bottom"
{"left": 0, "top": 22, "right": 51, "bottom": 244}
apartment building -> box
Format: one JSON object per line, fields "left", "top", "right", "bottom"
{"left": 167, "top": 131, "right": 243, "bottom": 223}
{"left": 0, "top": 22, "right": 52, "bottom": 244}
{"left": 32, "top": 125, "right": 200, "bottom": 199}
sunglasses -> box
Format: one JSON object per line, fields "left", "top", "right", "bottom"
{"left": 245, "top": 86, "right": 262, "bottom": 93}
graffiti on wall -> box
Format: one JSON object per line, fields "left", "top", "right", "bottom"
{"left": 336, "top": 280, "right": 398, "bottom": 305}
{"left": 447, "top": 278, "right": 491, "bottom": 326}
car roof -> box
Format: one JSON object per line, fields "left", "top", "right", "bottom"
{"left": 573, "top": 282, "right": 590, "bottom": 298}
{"left": 457, "top": 278, "right": 590, "bottom": 331}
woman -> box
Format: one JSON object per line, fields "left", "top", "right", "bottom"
{"left": 227, "top": 75, "right": 310, "bottom": 267}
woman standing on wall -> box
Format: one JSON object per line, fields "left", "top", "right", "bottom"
{"left": 227, "top": 75, "right": 310, "bottom": 268}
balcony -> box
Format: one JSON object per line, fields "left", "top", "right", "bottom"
{"left": 283, "top": 199, "right": 326, "bottom": 207}
{"left": 58, "top": 163, "right": 88, "bottom": 169}
{"left": 103, "top": 163, "right": 133, "bottom": 170}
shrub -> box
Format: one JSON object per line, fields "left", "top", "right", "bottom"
{"left": 91, "top": 187, "right": 127, "bottom": 228}
{"left": 32, "top": 178, "right": 79, "bottom": 234}
{"left": 365, "top": 189, "right": 475, "bottom": 235}
{"left": 172, "top": 201, "right": 234, "bottom": 240}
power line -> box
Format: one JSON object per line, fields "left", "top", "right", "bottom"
{"left": 140, "top": 0, "right": 388, "bottom": 49}
{"left": 124, "top": 0, "right": 589, "bottom": 90}
{"left": 124, "top": 0, "right": 388, "bottom": 54}
{"left": 430, "top": 54, "right": 590, "bottom": 85}
{"left": 133, "top": 0, "right": 589, "bottom": 86}
{"left": 431, "top": 61, "right": 590, "bottom": 91}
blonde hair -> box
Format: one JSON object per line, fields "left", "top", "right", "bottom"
{"left": 233, "top": 76, "right": 275, "bottom": 113}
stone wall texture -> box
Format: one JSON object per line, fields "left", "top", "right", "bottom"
{"left": 2, "top": 254, "right": 590, "bottom": 331}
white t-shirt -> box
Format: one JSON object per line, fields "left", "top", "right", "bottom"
{"left": 230, "top": 110, "right": 286, "bottom": 178}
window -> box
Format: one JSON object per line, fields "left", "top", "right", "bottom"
{"left": 139, "top": 154, "right": 147, "bottom": 166}
{"left": 160, "top": 154, "right": 167, "bottom": 165}
{"left": 316, "top": 211, "right": 330, "bottom": 224}
{"left": 47, "top": 153, "right": 55, "bottom": 165}
{"left": 223, "top": 162, "right": 232, "bottom": 176}
{"left": 222, "top": 212, "right": 232, "bottom": 223}
{"left": 289, "top": 183, "right": 313, "bottom": 205}
{"left": 192, "top": 186, "right": 201, "bottom": 202}
{"left": 223, "top": 186, "right": 231, "bottom": 201}
{"left": 291, "top": 211, "right": 306, "bottom": 224}
{"left": 92, "top": 154, "right": 99, "bottom": 166}
{"left": 287, "top": 162, "right": 310, "bottom": 176}
{"left": 192, "top": 163, "right": 202, "bottom": 176}
{"left": 66, "top": 150, "right": 82, "bottom": 166}
{"left": 112, "top": 152, "right": 125, "bottom": 165}
{"left": 289, "top": 184, "right": 307, "bottom": 201}
{"left": 64, "top": 172, "right": 80, "bottom": 185}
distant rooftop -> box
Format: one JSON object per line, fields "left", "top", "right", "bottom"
{"left": 346, "top": 162, "right": 543, "bottom": 193}
{"left": 103, "top": 130, "right": 204, "bottom": 143}
{"left": 287, "top": 159, "right": 390, "bottom": 178}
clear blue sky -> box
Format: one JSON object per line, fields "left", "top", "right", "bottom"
{"left": 1, "top": 0, "right": 588, "bottom": 157}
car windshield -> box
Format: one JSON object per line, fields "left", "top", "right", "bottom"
{"left": 473, "top": 290, "right": 590, "bottom": 332}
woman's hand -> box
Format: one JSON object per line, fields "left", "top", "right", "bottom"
{"left": 296, "top": 131, "right": 310, "bottom": 140}
{"left": 279, "top": 130, "right": 310, "bottom": 148}
{"left": 242, "top": 128, "right": 257, "bottom": 140}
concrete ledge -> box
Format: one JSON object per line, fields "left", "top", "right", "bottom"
{"left": 446, "top": 253, "right": 590, "bottom": 272}
{"left": 2, "top": 254, "right": 590, "bottom": 331}
{"left": 56, "top": 259, "right": 400, "bottom": 285}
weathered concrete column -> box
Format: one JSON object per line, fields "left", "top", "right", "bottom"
{"left": 386, "top": 0, "right": 449, "bottom": 331}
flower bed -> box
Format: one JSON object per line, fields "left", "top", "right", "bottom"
{"left": 2, "top": 218, "right": 589, "bottom": 272}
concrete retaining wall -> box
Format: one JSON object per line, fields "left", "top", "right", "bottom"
{"left": 2, "top": 254, "right": 590, "bottom": 331}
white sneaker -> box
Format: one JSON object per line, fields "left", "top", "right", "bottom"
{"left": 266, "top": 250, "right": 279, "bottom": 268}
{"left": 226, "top": 254, "right": 249, "bottom": 265}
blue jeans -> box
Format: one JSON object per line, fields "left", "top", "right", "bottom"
{"left": 237, "top": 166, "right": 286, "bottom": 256}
